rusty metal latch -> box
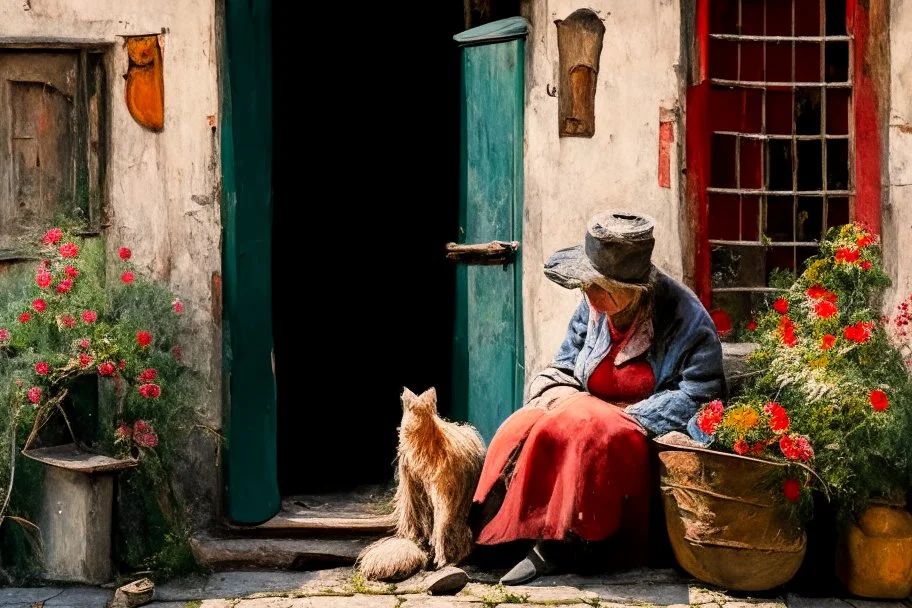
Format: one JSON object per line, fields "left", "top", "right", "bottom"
{"left": 445, "top": 240, "right": 520, "bottom": 266}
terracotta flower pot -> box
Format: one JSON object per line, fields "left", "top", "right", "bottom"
{"left": 656, "top": 438, "right": 807, "bottom": 591}
{"left": 836, "top": 502, "right": 912, "bottom": 599}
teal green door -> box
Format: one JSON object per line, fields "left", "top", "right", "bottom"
{"left": 451, "top": 17, "right": 528, "bottom": 445}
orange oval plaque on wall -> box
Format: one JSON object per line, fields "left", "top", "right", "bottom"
{"left": 125, "top": 35, "right": 164, "bottom": 131}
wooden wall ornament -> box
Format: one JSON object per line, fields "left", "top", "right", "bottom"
{"left": 555, "top": 9, "right": 605, "bottom": 138}
{"left": 124, "top": 35, "right": 164, "bottom": 131}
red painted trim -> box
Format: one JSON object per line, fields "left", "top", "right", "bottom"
{"left": 688, "top": 0, "right": 712, "bottom": 306}
{"left": 687, "top": 81, "right": 711, "bottom": 307}
{"left": 658, "top": 120, "right": 674, "bottom": 189}
{"left": 849, "top": 0, "right": 882, "bottom": 234}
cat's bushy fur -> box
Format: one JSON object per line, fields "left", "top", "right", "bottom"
{"left": 356, "top": 386, "right": 486, "bottom": 581}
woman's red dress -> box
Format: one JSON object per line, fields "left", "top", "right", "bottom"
{"left": 472, "top": 321, "right": 654, "bottom": 549}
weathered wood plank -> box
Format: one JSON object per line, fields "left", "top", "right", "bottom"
{"left": 22, "top": 443, "right": 138, "bottom": 474}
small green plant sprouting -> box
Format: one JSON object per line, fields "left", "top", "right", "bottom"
{"left": 481, "top": 583, "right": 530, "bottom": 607}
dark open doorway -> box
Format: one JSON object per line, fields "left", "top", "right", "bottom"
{"left": 271, "top": 4, "right": 465, "bottom": 495}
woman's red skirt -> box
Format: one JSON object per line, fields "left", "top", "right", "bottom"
{"left": 472, "top": 392, "right": 651, "bottom": 547}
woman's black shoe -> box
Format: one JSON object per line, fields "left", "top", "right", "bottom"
{"left": 499, "top": 541, "right": 556, "bottom": 585}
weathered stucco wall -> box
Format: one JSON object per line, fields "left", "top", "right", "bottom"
{"left": 0, "top": 0, "right": 222, "bottom": 526}
{"left": 887, "top": 0, "right": 912, "bottom": 313}
{"left": 522, "top": 0, "right": 684, "bottom": 392}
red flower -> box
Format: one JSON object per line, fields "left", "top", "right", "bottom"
{"left": 783, "top": 478, "right": 802, "bottom": 503}
{"left": 0, "top": 329, "right": 10, "bottom": 342}
{"left": 59, "top": 243, "right": 79, "bottom": 258}
{"left": 139, "top": 368, "right": 157, "bottom": 383}
{"left": 78, "top": 338, "right": 91, "bottom": 350}
{"left": 835, "top": 247, "right": 860, "bottom": 264}
{"left": 779, "top": 316, "right": 798, "bottom": 347}
{"left": 34, "top": 362, "right": 48, "bottom": 375}
{"left": 121, "top": 271, "right": 134, "bottom": 285}
{"left": 697, "top": 400, "right": 724, "bottom": 435}
{"left": 136, "top": 331, "right": 152, "bottom": 347}
{"left": 81, "top": 310, "right": 97, "bottom": 324}
{"left": 751, "top": 442, "right": 766, "bottom": 454}
{"left": 64, "top": 265, "right": 79, "bottom": 278}
{"left": 733, "top": 439, "right": 749, "bottom": 455}
{"left": 56, "top": 279, "right": 73, "bottom": 294}
{"left": 763, "top": 402, "right": 790, "bottom": 433}
{"left": 18, "top": 312, "right": 30, "bottom": 324}
{"left": 861, "top": 261, "right": 872, "bottom": 270}
{"left": 710, "top": 309, "right": 732, "bottom": 337}
{"left": 138, "top": 383, "right": 161, "bottom": 399}
{"left": 844, "top": 321, "right": 875, "bottom": 344}
{"left": 32, "top": 299, "right": 46, "bottom": 312}
{"left": 172, "top": 300, "right": 184, "bottom": 315}
{"left": 747, "top": 320, "right": 758, "bottom": 331}
{"left": 119, "top": 247, "right": 132, "bottom": 260}
{"left": 172, "top": 345, "right": 183, "bottom": 362}
{"left": 42, "top": 228, "right": 63, "bottom": 245}
{"left": 115, "top": 424, "right": 132, "bottom": 441}
{"left": 97, "top": 361, "right": 115, "bottom": 376}
{"left": 132, "top": 421, "right": 158, "bottom": 448}
{"left": 779, "top": 434, "right": 814, "bottom": 461}
{"left": 857, "top": 234, "right": 875, "bottom": 248}
{"left": 135, "top": 431, "right": 159, "bottom": 448}
{"left": 821, "top": 334, "right": 837, "bottom": 350}
{"left": 27, "top": 387, "right": 41, "bottom": 404}
{"left": 870, "top": 389, "right": 889, "bottom": 412}
{"left": 773, "top": 298, "right": 789, "bottom": 314}
{"left": 78, "top": 352, "right": 93, "bottom": 368}
{"left": 806, "top": 285, "right": 837, "bottom": 302}
{"left": 60, "top": 315, "right": 76, "bottom": 328}
{"left": 814, "top": 301, "right": 839, "bottom": 318}
{"left": 36, "top": 271, "right": 52, "bottom": 289}
{"left": 118, "top": 359, "right": 126, "bottom": 370}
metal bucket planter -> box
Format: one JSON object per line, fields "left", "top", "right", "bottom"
{"left": 656, "top": 437, "right": 807, "bottom": 591}
{"left": 836, "top": 501, "right": 912, "bottom": 599}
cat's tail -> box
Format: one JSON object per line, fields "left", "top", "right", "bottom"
{"left": 356, "top": 536, "right": 428, "bottom": 582}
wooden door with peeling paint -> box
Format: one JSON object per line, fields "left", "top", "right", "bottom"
{"left": 0, "top": 50, "right": 106, "bottom": 256}
{"left": 451, "top": 18, "right": 527, "bottom": 444}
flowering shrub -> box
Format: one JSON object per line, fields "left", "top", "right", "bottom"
{"left": 696, "top": 223, "right": 912, "bottom": 518}
{"left": 0, "top": 222, "right": 204, "bottom": 578}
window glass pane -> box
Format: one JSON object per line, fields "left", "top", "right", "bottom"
{"left": 741, "top": 139, "right": 764, "bottom": 189}
{"left": 825, "top": 41, "right": 850, "bottom": 83}
{"left": 826, "top": 90, "right": 849, "bottom": 135}
{"left": 712, "top": 245, "right": 769, "bottom": 288}
{"left": 797, "top": 197, "right": 824, "bottom": 241}
{"left": 797, "top": 140, "right": 823, "bottom": 191}
{"left": 768, "top": 140, "right": 794, "bottom": 191}
{"left": 827, "top": 139, "right": 850, "bottom": 190}
{"left": 711, "top": 134, "right": 738, "bottom": 188}
{"left": 795, "top": 0, "right": 821, "bottom": 36}
{"left": 767, "top": 90, "right": 794, "bottom": 135}
{"left": 825, "top": 0, "right": 847, "bottom": 36}
{"left": 827, "top": 197, "right": 850, "bottom": 228}
{"left": 767, "top": 196, "right": 795, "bottom": 242}
{"left": 709, "top": 195, "right": 740, "bottom": 240}
{"left": 767, "top": 41, "right": 792, "bottom": 82}
{"left": 795, "top": 43, "right": 821, "bottom": 83}
{"left": 710, "top": 38, "right": 739, "bottom": 81}
{"left": 795, "top": 88, "right": 822, "bottom": 135}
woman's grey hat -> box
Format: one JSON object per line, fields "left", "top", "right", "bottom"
{"left": 544, "top": 210, "right": 656, "bottom": 289}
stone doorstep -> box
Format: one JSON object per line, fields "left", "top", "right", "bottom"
{"left": 189, "top": 536, "right": 377, "bottom": 571}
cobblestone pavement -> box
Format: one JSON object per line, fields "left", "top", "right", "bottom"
{"left": 2, "top": 567, "right": 911, "bottom": 608}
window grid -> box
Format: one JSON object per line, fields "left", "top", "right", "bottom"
{"left": 707, "top": 0, "right": 855, "bottom": 297}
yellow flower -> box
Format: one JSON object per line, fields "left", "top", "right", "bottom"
{"left": 722, "top": 405, "right": 760, "bottom": 433}
{"left": 809, "top": 356, "right": 829, "bottom": 369}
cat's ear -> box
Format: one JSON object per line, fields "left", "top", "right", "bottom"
{"left": 418, "top": 387, "right": 437, "bottom": 403}
{"left": 401, "top": 387, "right": 418, "bottom": 409}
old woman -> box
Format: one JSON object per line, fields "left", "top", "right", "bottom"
{"left": 471, "top": 211, "right": 726, "bottom": 585}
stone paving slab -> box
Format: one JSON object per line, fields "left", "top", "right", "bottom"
{"left": 43, "top": 587, "right": 114, "bottom": 606}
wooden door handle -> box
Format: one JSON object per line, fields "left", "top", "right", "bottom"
{"left": 445, "top": 240, "right": 519, "bottom": 265}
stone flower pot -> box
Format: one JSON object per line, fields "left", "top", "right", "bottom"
{"left": 836, "top": 500, "right": 912, "bottom": 599}
{"left": 655, "top": 437, "right": 807, "bottom": 591}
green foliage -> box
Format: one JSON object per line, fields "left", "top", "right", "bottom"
{"left": 0, "top": 223, "right": 208, "bottom": 581}
{"left": 697, "top": 224, "right": 912, "bottom": 521}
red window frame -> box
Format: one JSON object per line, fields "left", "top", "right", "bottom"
{"left": 687, "top": 0, "right": 882, "bottom": 308}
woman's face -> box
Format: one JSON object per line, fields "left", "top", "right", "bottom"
{"left": 584, "top": 283, "right": 639, "bottom": 316}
